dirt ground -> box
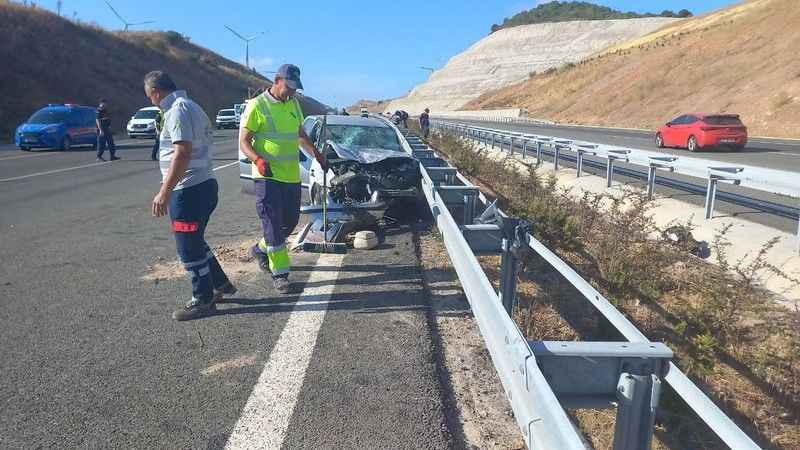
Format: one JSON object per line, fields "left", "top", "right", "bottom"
{"left": 416, "top": 230, "right": 526, "bottom": 450}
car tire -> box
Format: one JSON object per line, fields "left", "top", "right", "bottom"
{"left": 731, "top": 144, "right": 745, "bottom": 152}
{"left": 655, "top": 133, "right": 664, "bottom": 148}
{"left": 20, "top": 146, "right": 30, "bottom": 151}
{"left": 60, "top": 136, "right": 72, "bottom": 151}
{"left": 687, "top": 135, "right": 699, "bottom": 152}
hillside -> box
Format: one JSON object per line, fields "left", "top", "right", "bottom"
{"left": 491, "top": 0, "right": 691, "bottom": 33}
{"left": 383, "top": 17, "right": 678, "bottom": 116}
{"left": 466, "top": 0, "right": 800, "bottom": 138}
{"left": 346, "top": 98, "right": 395, "bottom": 115}
{"left": 0, "top": 2, "right": 327, "bottom": 140}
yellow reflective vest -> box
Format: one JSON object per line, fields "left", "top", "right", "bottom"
{"left": 242, "top": 91, "right": 304, "bottom": 183}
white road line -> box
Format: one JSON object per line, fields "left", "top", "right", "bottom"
{"left": 213, "top": 161, "right": 239, "bottom": 171}
{"left": 0, "top": 161, "right": 107, "bottom": 182}
{"left": 225, "top": 253, "right": 345, "bottom": 450}
{"left": 0, "top": 152, "right": 58, "bottom": 162}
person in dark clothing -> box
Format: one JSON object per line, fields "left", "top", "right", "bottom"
{"left": 96, "top": 99, "right": 119, "bottom": 161}
{"left": 151, "top": 109, "right": 163, "bottom": 161}
{"left": 400, "top": 110, "right": 409, "bottom": 128}
{"left": 340, "top": 108, "right": 349, "bottom": 116}
{"left": 419, "top": 108, "right": 430, "bottom": 138}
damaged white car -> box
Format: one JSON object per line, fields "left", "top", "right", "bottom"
{"left": 304, "top": 114, "right": 421, "bottom": 213}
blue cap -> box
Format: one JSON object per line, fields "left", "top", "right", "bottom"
{"left": 276, "top": 64, "right": 303, "bottom": 90}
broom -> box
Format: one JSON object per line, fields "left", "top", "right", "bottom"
{"left": 303, "top": 115, "right": 347, "bottom": 254}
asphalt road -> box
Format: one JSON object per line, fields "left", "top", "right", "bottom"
{"left": 458, "top": 119, "right": 800, "bottom": 172}
{"left": 0, "top": 130, "right": 453, "bottom": 449}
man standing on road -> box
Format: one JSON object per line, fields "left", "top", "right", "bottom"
{"left": 151, "top": 108, "right": 163, "bottom": 161}
{"left": 238, "top": 64, "right": 327, "bottom": 294}
{"left": 419, "top": 108, "right": 431, "bottom": 138}
{"left": 96, "top": 99, "right": 120, "bottom": 161}
{"left": 145, "top": 70, "right": 236, "bottom": 321}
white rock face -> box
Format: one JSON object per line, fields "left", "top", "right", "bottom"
{"left": 385, "top": 18, "right": 679, "bottom": 115}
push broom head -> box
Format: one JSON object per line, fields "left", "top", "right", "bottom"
{"left": 302, "top": 241, "right": 348, "bottom": 254}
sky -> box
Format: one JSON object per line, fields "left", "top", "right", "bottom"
{"left": 37, "top": 0, "right": 739, "bottom": 108}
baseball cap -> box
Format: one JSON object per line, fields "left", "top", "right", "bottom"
{"left": 276, "top": 64, "right": 303, "bottom": 90}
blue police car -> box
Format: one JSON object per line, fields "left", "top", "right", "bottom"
{"left": 15, "top": 104, "right": 98, "bottom": 151}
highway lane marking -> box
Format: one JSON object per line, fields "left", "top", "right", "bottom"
{"left": 0, "top": 157, "right": 237, "bottom": 183}
{"left": 213, "top": 161, "right": 239, "bottom": 171}
{"left": 0, "top": 152, "right": 59, "bottom": 162}
{"left": 0, "top": 161, "right": 108, "bottom": 182}
{"left": 225, "top": 253, "right": 345, "bottom": 450}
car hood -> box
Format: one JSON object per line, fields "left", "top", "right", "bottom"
{"left": 18, "top": 123, "right": 61, "bottom": 133}
{"left": 328, "top": 141, "right": 411, "bottom": 165}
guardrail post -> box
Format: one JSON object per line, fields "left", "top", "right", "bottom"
{"left": 490, "top": 133, "right": 495, "bottom": 149}
{"left": 612, "top": 373, "right": 661, "bottom": 450}
{"left": 704, "top": 168, "right": 744, "bottom": 220}
{"left": 499, "top": 238, "right": 518, "bottom": 315}
{"left": 536, "top": 141, "right": 543, "bottom": 164}
{"left": 509, "top": 136, "right": 514, "bottom": 155}
{"left": 554, "top": 144, "right": 561, "bottom": 171}
{"left": 605, "top": 150, "right": 630, "bottom": 188}
{"left": 646, "top": 157, "right": 678, "bottom": 200}
{"left": 704, "top": 178, "right": 718, "bottom": 220}
{"left": 522, "top": 139, "right": 528, "bottom": 158}
{"left": 463, "top": 190, "right": 479, "bottom": 225}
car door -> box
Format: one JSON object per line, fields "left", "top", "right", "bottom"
{"left": 678, "top": 115, "right": 699, "bottom": 147}
{"left": 65, "top": 110, "right": 84, "bottom": 144}
{"left": 81, "top": 109, "right": 97, "bottom": 144}
{"left": 299, "top": 117, "right": 318, "bottom": 190}
{"left": 663, "top": 115, "right": 684, "bottom": 146}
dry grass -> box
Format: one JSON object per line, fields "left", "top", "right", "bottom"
{"left": 464, "top": 0, "right": 800, "bottom": 138}
{"left": 419, "top": 124, "right": 800, "bottom": 449}
{"left": 0, "top": 3, "right": 326, "bottom": 140}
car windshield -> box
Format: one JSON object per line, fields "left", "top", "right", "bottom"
{"left": 28, "top": 109, "right": 68, "bottom": 124}
{"left": 704, "top": 116, "right": 743, "bottom": 126}
{"left": 218, "top": 110, "right": 235, "bottom": 116}
{"left": 134, "top": 109, "right": 159, "bottom": 119}
{"left": 325, "top": 125, "right": 401, "bottom": 151}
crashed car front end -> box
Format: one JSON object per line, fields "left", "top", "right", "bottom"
{"left": 297, "top": 139, "right": 422, "bottom": 248}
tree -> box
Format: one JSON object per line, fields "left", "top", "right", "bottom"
{"left": 678, "top": 9, "right": 693, "bottom": 18}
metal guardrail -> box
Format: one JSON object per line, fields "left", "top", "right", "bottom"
{"left": 434, "top": 120, "right": 800, "bottom": 252}
{"left": 388, "top": 121, "right": 762, "bottom": 449}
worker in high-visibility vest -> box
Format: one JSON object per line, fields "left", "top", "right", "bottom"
{"left": 238, "top": 64, "right": 327, "bottom": 293}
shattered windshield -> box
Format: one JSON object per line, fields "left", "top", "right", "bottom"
{"left": 325, "top": 125, "right": 402, "bottom": 152}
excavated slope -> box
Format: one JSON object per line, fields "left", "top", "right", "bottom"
{"left": 384, "top": 17, "right": 678, "bottom": 115}
{"left": 466, "top": 0, "right": 800, "bottom": 137}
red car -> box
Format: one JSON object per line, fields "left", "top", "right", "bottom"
{"left": 655, "top": 113, "right": 748, "bottom": 152}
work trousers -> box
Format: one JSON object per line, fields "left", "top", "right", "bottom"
{"left": 168, "top": 179, "right": 231, "bottom": 301}
{"left": 254, "top": 179, "right": 301, "bottom": 278}
{"left": 96, "top": 130, "right": 116, "bottom": 157}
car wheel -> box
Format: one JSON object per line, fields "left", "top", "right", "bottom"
{"left": 60, "top": 136, "right": 72, "bottom": 151}
{"left": 655, "top": 133, "right": 664, "bottom": 148}
{"left": 20, "top": 146, "right": 30, "bottom": 151}
{"left": 687, "top": 135, "right": 699, "bottom": 152}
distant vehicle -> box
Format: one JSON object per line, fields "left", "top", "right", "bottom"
{"left": 234, "top": 102, "right": 248, "bottom": 125}
{"left": 360, "top": 107, "right": 369, "bottom": 118}
{"left": 126, "top": 106, "right": 160, "bottom": 138}
{"left": 216, "top": 108, "right": 238, "bottom": 129}
{"left": 15, "top": 104, "right": 98, "bottom": 151}
{"left": 656, "top": 113, "right": 748, "bottom": 152}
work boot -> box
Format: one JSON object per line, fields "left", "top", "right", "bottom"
{"left": 213, "top": 281, "right": 238, "bottom": 304}
{"left": 272, "top": 276, "right": 291, "bottom": 294}
{"left": 96, "top": 156, "right": 106, "bottom": 162}
{"left": 251, "top": 245, "right": 269, "bottom": 272}
{"left": 172, "top": 297, "right": 216, "bottom": 321}
{"left": 110, "top": 155, "right": 121, "bottom": 161}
